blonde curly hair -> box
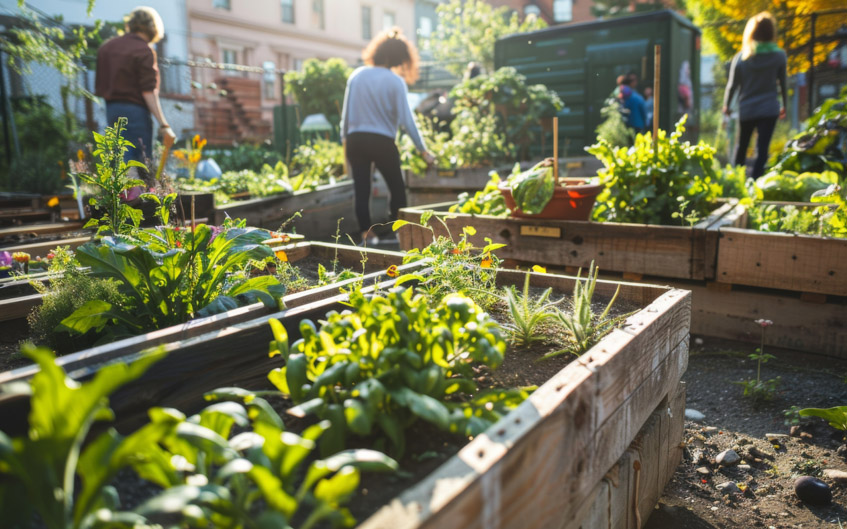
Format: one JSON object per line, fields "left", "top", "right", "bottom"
{"left": 125, "top": 6, "right": 165, "bottom": 44}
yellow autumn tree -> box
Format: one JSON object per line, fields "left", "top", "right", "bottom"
{"left": 686, "top": 0, "right": 844, "bottom": 75}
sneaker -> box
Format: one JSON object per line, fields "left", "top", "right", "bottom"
{"left": 357, "top": 234, "right": 380, "bottom": 247}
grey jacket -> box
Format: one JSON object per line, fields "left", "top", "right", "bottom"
{"left": 723, "top": 49, "right": 787, "bottom": 121}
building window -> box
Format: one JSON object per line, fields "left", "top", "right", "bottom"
{"left": 281, "top": 0, "right": 294, "bottom": 23}
{"left": 383, "top": 10, "right": 395, "bottom": 30}
{"left": 312, "top": 0, "right": 325, "bottom": 30}
{"left": 263, "top": 61, "right": 277, "bottom": 99}
{"left": 553, "top": 0, "right": 573, "bottom": 22}
{"left": 418, "top": 16, "right": 432, "bottom": 38}
{"left": 362, "top": 6, "right": 372, "bottom": 40}
{"left": 213, "top": 0, "right": 230, "bottom": 9}
{"left": 222, "top": 48, "right": 237, "bottom": 65}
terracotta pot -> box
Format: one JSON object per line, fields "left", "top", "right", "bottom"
{"left": 498, "top": 177, "right": 604, "bottom": 220}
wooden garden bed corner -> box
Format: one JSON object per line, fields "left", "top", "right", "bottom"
{"left": 398, "top": 200, "right": 745, "bottom": 280}
{"left": 359, "top": 271, "right": 691, "bottom": 529}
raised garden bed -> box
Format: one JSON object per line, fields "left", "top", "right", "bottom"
{"left": 714, "top": 202, "right": 847, "bottom": 297}
{"left": 397, "top": 200, "right": 746, "bottom": 280}
{"left": 0, "top": 268, "right": 691, "bottom": 528}
{"left": 405, "top": 157, "right": 602, "bottom": 207}
{"left": 179, "top": 180, "right": 389, "bottom": 237}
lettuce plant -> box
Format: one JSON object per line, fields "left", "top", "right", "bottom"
{"left": 267, "top": 288, "right": 530, "bottom": 457}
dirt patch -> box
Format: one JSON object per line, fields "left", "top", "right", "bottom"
{"left": 645, "top": 337, "right": 847, "bottom": 529}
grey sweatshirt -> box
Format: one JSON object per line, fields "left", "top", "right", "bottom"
{"left": 340, "top": 66, "right": 426, "bottom": 152}
{"left": 723, "top": 48, "right": 787, "bottom": 121}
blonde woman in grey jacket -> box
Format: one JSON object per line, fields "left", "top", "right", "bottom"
{"left": 722, "top": 11, "right": 787, "bottom": 178}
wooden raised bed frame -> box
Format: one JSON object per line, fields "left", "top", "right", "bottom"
{"left": 405, "top": 156, "right": 602, "bottom": 207}
{"left": 397, "top": 201, "right": 745, "bottom": 280}
{"left": 713, "top": 202, "right": 847, "bottom": 297}
{"left": 1, "top": 269, "right": 691, "bottom": 528}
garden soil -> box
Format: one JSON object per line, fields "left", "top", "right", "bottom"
{"left": 645, "top": 338, "right": 847, "bottom": 529}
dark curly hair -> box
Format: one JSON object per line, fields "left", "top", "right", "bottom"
{"left": 362, "top": 27, "right": 420, "bottom": 84}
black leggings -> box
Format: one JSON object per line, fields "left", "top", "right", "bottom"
{"left": 734, "top": 116, "right": 778, "bottom": 179}
{"left": 346, "top": 132, "right": 407, "bottom": 232}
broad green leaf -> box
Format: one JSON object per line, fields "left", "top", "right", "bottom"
{"left": 343, "top": 399, "right": 372, "bottom": 435}
{"left": 314, "top": 466, "right": 360, "bottom": 505}
{"left": 798, "top": 406, "right": 847, "bottom": 431}
{"left": 248, "top": 466, "right": 297, "bottom": 517}
{"left": 392, "top": 388, "right": 451, "bottom": 430}
{"left": 391, "top": 219, "right": 410, "bottom": 231}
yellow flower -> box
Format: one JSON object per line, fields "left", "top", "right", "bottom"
{"left": 47, "top": 196, "right": 59, "bottom": 208}
{"left": 173, "top": 150, "right": 187, "bottom": 161}
{"left": 463, "top": 226, "right": 477, "bottom": 236}
{"left": 275, "top": 250, "right": 288, "bottom": 262}
{"left": 193, "top": 134, "right": 201, "bottom": 147}
{"left": 198, "top": 138, "right": 207, "bottom": 149}
{"left": 12, "top": 252, "right": 30, "bottom": 263}
{"left": 386, "top": 265, "right": 399, "bottom": 278}
{"left": 189, "top": 152, "right": 202, "bottom": 164}
{"left": 480, "top": 256, "right": 493, "bottom": 268}
{"left": 77, "top": 149, "right": 85, "bottom": 161}
{"left": 531, "top": 265, "right": 546, "bottom": 274}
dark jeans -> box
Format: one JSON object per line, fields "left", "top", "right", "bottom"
{"left": 106, "top": 101, "right": 153, "bottom": 164}
{"left": 346, "top": 132, "right": 407, "bottom": 233}
{"left": 734, "top": 116, "right": 778, "bottom": 178}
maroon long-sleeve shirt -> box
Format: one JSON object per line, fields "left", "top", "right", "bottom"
{"left": 95, "top": 33, "right": 159, "bottom": 107}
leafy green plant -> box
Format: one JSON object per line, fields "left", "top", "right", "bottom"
{"left": 587, "top": 115, "right": 730, "bottom": 225}
{"left": 595, "top": 96, "right": 635, "bottom": 148}
{"left": 501, "top": 271, "right": 559, "bottom": 347}
{"left": 753, "top": 170, "right": 840, "bottom": 202}
{"left": 394, "top": 214, "right": 504, "bottom": 309}
{"left": 290, "top": 140, "right": 346, "bottom": 184}
{"left": 206, "top": 142, "right": 285, "bottom": 174}
{"left": 798, "top": 405, "right": 847, "bottom": 432}
{"left": 133, "top": 388, "right": 397, "bottom": 529}
{"left": 783, "top": 405, "right": 805, "bottom": 427}
{"left": 284, "top": 58, "right": 352, "bottom": 130}
{"left": 425, "top": 0, "right": 547, "bottom": 76}
{"left": 769, "top": 86, "right": 847, "bottom": 176}
{"left": 27, "top": 246, "right": 124, "bottom": 354}
{"left": 735, "top": 319, "right": 781, "bottom": 402}
{"left": 58, "top": 223, "right": 285, "bottom": 341}
{"left": 75, "top": 118, "right": 146, "bottom": 235}
{"left": 747, "top": 184, "right": 847, "bottom": 238}
{"left": 266, "top": 288, "right": 529, "bottom": 457}
{"left": 450, "top": 172, "right": 508, "bottom": 216}
{"left": 671, "top": 197, "right": 701, "bottom": 227}
{"left": 546, "top": 262, "right": 625, "bottom": 358}
{"left": 0, "top": 344, "right": 168, "bottom": 529}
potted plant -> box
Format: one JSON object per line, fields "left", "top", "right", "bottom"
{"left": 498, "top": 157, "right": 604, "bottom": 220}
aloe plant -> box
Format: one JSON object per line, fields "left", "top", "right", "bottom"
{"left": 546, "top": 262, "right": 625, "bottom": 358}
{"left": 501, "top": 271, "right": 560, "bottom": 347}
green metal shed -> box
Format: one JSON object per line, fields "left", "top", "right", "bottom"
{"left": 495, "top": 9, "right": 701, "bottom": 156}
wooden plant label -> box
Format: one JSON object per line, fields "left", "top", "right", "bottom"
{"left": 519, "top": 225, "right": 562, "bottom": 238}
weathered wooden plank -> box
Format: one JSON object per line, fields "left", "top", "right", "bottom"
{"left": 0, "top": 236, "right": 90, "bottom": 259}
{"left": 397, "top": 203, "right": 734, "bottom": 280}
{"left": 0, "top": 221, "right": 84, "bottom": 239}
{"left": 0, "top": 293, "right": 41, "bottom": 322}
{"left": 701, "top": 200, "right": 748, "bottom": 280}
{"left": 716, "top": 227, "right": 847, "bottom": 296}
{"left": 358, "top": 287, "right": 690, "bottom": 529}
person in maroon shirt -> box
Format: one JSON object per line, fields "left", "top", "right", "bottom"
{"left": 96, "top": 6, "right": 176, "bottom": 163}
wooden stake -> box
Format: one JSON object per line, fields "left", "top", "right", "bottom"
{"left": 553, "top": 116, "right": 559, "bottom": 178}
{"left": 652, "top": 44, "right": 661, "bottom": 148}
{"left": 191, "top": 194, "right": 196, "bottom": 232}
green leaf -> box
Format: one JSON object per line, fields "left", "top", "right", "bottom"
{"left": 392, "top": 219, "right": 410, "bottom": 231}
{"left": 798, "top": 406, "right": 847, "bottom": 431}
{"left": 314, "top": 466, "right": 360, "bottom": 505}
{"left": 248, "top": 466, "right": 298, "bottom": 517}
{"left": 343, "top": 399, "right": 373, "bottom": 435}
{"left": 392, "top": 387, "right": 451, "bottom": 430}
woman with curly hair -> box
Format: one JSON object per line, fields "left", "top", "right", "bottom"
{"left": 341, "top": 27, "right": 434, "bottom": 245}
{"left": 723, "top": 11, "right": 787, "bottom": 178}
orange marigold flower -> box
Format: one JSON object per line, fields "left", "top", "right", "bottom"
{"left": 386, "top": 265, "right": 399, "bottom": 278}
{"left": 12, "top": 252, "right": 30, "bottom": 263}
{"left": 193, "top": 134, "right": 201, "bottom": 147}
{"left": 450, "top": 248, "right": 462, "bottom": 255}
{"left": 276, "top": 250, "right": 288, "bottom": 262}
{"left": 77, "top": 149, "right": 85, "bottom": 161}
{"left": 480, "top": 257, "right": 493, "bottom": 269}
{"left": 47, "top": 196, "right": 59, "bottom": 207}
{"left": 173, "top": 150, "right": 187, "bottom": 161}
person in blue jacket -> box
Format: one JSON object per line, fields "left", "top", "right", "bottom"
{"left": 723, "top": 11, "right": 787, "bottom": 178}
{"left": 340, "top": 27, "right": 434, "bottom": 245}
{"left": 621, "top": 74, "right": 647, "bottom": 134}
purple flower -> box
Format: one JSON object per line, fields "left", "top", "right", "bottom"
{"left": 0, "top": 251, "right": 12, "bottom": 267}
{"left": 209, "top": 225, "right": 223, "bottom": 243}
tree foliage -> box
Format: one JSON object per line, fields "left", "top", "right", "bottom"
{"left": 2, "top": 0, "right": 99, "bottom": 80}
{"left": 425, "top": 0, "right": 547, "bottom": 77}
{"left": 590, "top": 0, "right": 673, "bottom": 19}
{"left": 685, "top": 0, "right": 844, "bottom": 75}
{"left": 283, "top": 57, "right": 352, "bottom": 127}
